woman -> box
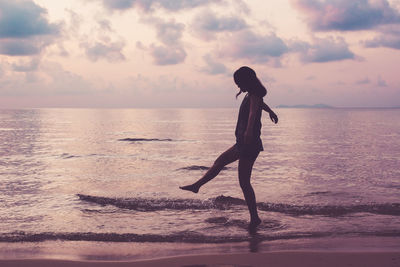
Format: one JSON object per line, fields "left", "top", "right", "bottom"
{"left": 180, "top": 66, "right": 278, "bottom": 230}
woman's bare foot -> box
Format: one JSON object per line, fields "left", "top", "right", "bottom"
{"left": 179, "top": 184, "right": 199, "bottom": 193}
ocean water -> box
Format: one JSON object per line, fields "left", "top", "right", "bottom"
{"left": 0, "top": 108, "right": 399, "bottom": 259}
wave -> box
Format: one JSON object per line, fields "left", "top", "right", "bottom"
{"left": 60, "top": 153, "right": 80, "bottom": 159}
{"left": 177, "top": 165, "right": 231, "bottom": 171}
{"left": 77, "top": 194, "right": 222, "bottom": 211}
{"left": 77, "top": 194, "right": 400, "bottom": 217}
{"left": 204, "top": 217, "right": 284, "bottom": 231}
{"left": 256, "top": 202, "right": 400, "bottom": 216}
{"left": 305, "top": 191, "right": 332, "bottom": 196}
{"left": 118, "top": 138, "right": 173, "bottom": 142}
{"left": 2, "top": 230, "right": 400, "bottom": 243}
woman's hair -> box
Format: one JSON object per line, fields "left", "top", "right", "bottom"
{"left": 234, "top": 66, "right": 267, "bottom": 98}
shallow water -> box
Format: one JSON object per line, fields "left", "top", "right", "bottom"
{"left": 0, "top": 108, "right": 399, "bottom": 256}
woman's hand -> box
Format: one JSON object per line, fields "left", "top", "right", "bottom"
{"left": 262, "top": 102, "right": 278, "bottom": 124}
{"left": 269, "top": 110, "right": 278, "bottom": 124}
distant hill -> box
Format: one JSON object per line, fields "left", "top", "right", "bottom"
{"left": 276, "top": 104, "right": 334, "bottom": 109}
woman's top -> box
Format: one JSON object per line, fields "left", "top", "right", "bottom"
{"left": 235, "top": 93, "right": 264, "bottom": 154}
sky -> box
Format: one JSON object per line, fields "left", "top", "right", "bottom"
{"left": 0, "top": 0, "right": 399, "bottom": 108}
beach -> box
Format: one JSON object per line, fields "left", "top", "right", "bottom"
{"left": 2, "top": 252, "right": 400, "bottom": 267}
{"left": 1, "top": 236, "right": 399, "bottom": 267}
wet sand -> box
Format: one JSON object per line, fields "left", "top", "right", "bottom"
{"left": 1, "top": 251, "right": 399, "bottom": 267}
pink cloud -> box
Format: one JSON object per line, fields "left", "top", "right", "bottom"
{"left": 291, "top": 0, "right": 400, "bottom": 31}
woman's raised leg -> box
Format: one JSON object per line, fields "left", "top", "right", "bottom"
{"left": 180, "top": 145, "right": 239, "bottom": 193}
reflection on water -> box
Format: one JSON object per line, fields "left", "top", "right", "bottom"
{"left": 0, "top": 108, "right": 399, "bottom": 250}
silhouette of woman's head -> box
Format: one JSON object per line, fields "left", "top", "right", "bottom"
{"left": 234, "top": 66, "right": 267, "bottom": 98}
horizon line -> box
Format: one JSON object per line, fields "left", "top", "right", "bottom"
{"left": 1, "top": 106, "right": 399, "bottom": 110}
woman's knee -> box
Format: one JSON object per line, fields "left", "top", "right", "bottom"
{"left": 213, "top": 156, "right": 222, "bottom": 166}
{"left": 239, "top": 178, "right": 251, "bottom": 191}
{"left": 213, "top": 157, "right": 225, "bottom": 169}
{"left": 214, "top": 149, "right": 237, "bottom": 168}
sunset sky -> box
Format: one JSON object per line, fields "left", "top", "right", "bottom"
{"left": 0, "top": 0, "right": 399, "bottom": 108}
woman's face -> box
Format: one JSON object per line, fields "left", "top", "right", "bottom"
{"left": 235, "top": 79, "right": 249, "bottom": 93}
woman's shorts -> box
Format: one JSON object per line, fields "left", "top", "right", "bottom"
{"left": 234, "top": 142, "right": 263, "bottom": 161}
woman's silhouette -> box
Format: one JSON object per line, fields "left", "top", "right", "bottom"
{"left": 180, "top": 66, "right": 278, "bottom": 230}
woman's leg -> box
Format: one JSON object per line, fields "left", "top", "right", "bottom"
{"left": 180, "top": 145, "right": 239, "bottom": 193}
{"left": 238, "top": 155, "right": 261, "bottom": 228}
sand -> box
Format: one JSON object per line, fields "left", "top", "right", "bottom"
{"left": 1, "top": 251, "right": 399, "bottom": 267}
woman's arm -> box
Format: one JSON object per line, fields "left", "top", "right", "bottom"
{"left": 262, "top": 102, "right": 272, "bottom": 113}
{"left": 262, "top": 102, "right": 278, "bottom": 124}
{"left": 244, "top": 94, "right": 262, "bottom": 144}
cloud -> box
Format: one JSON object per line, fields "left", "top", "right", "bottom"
{"left": 219, "top": 30, "right": 289, "bottom": 63}
{"left": 356, "top": 77, "right": 371, "bottom": 85}
{"left": 200, "top": 54, "right": 228, "bottom": 75}
{"left": 291, "top": 0, "right": 400, "bottom": 31}
{"left": 154, "top": 19, "right": 185, "bottom": 45}
{"left": 70, "top": 13, "right": 126, "bottom": 62}
{"left": 353, "top": 76, "right": 388, "bottom": 88}
{"left": 365, "top": 34, "right": 400, "bottom": 49}
{"left": 101, "top": 0, "right": 135, "bottom": 10}
{"left": 0, "top": 60, "right": 93, "bottom": 96}
{"left": 150, "top": 0, "right": 219, "bottom": 11}
{"left": 42, "top": 62, "right": 94, "bottom": 95}
{"left": 0, "top": 0, "right": 59, "bottom": 38}
{"left": 0, "top": 39, "right": 44, "bottom": 56}
{"left": 363, "top": 25, "right": 400, "bottom": 49}
{"left": 11, "top": 57, "right": 40, "bottom": 72}
{"left": 149, "top": 45, "right": 186, "bottom": 65}
{"left": 99, "top": 0, "right": 219, "bottom": 12}
{"left": 192, "top": 9, "right": 248, "bottom": 40}
{"left": 214, "top": 21, "right": 354, "bottom": 66}
{"left": 233, "top": 0, "right": 251, "bottom": 15}
{"left": 140, "top": 18, "right": 187, "bottom": 65}
{"left": 0, "top": 0, "right": 61, "bottom": 56}
{"left": 66, "top": 9, "right": 83, "bottom": 36}
{"left": 377, "top": 75, "right": 387, "bottom": 87}
{"left": 291, "top": 36, "right": 355, "bottom": 63}
{"left": 97, "top": 19, "right": 113, "bottom": 32}
{"left": 81, "top": 40, "right": 126, "bottom": 62}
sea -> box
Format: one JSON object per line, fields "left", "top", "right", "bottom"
{"left": 0, "top": 107, "right": 399, "bottom": 260}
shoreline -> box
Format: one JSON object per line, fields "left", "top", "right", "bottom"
{"left": 1, "top": 236, "right": 400, "bottom": 262}
{"left": 1, "top": 251, "right": 400, "bottom": 267}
